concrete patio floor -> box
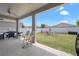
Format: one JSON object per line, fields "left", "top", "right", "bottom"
{"left": 0, "top": 38, "right": 56, "bottom": 56}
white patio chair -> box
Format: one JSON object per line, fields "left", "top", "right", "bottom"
{"left": 19, "top": 31, "right": 32, "bottom": 48}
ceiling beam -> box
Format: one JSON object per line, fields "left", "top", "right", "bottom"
{"left": 19, "top": 3, "right": 64, "bottom": 19}
{"left": 0, "top": 14, "right": 18, "bottom": 20}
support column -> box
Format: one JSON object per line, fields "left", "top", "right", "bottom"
{"left": 16, "top": 19, "right": 19, "bottom": 37}
{"left": 32, "top": 14, "right": 36, "bottom": 43}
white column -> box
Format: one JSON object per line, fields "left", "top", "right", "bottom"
{"left": 32, "top": 14, "right": 36, "bottom": 43}
{"left": 16, "top": 19, "right": 19, "bottom": 37}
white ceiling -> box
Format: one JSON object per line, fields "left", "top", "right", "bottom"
{"left": 0, "top": 3, "right": 47, "bottom": 19}
{"left": 0, "top": 3, "right": 64, "bottom": 20}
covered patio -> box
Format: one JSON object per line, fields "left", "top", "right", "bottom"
{"left": 0, "top": 38, "right": 56, "bottom": 56}
{"left": 0, "top": 38, "right": 72, "bottom": 56}
{"left": 0, "top": 3, "right": 72, "bottom": 56}
{"left": 0, "top": 3, "right": 64, "bottom": 43}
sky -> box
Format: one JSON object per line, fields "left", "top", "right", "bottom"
{"left": 20, "top": 3, "right": 79, "bottom": 26}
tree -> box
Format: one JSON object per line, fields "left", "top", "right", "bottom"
{"left": 41, "top": 24, "right": 46, "bottom": 28}
{"left": 77, "top": 20, "right": 79, "bottom": 27}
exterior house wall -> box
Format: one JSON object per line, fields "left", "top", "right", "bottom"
{"left": 0, "top": 20, "right": 21, "bottom": 33}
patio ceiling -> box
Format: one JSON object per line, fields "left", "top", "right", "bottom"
{"left": 0, "top": 3, "right": 64, "bottom": 20}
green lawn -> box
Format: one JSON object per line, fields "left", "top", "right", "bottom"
{"left": 36, "top": 33, "right": 77, "bottom": 55}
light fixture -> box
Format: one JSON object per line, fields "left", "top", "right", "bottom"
{"left": 7, "top": 7, "right": 11, "bottom": 15}
{"left": 7, "top": 7, "right": 17, "bottom": 17}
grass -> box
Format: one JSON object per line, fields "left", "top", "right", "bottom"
{"left": 36, "top": 33, "right": 77, "bottom": 55}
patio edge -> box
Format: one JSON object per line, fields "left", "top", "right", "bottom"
{"left": 33, "top": 42, "right": 73, "bottom": 56}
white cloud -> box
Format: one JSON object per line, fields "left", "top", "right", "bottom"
{"left": 58, "top": 6, "right": 70, "bottom": 16}
{"left": 55, "top": 20, "right": 69, "bottom": 25}
{"left": 60, "top": 20, "right": 69, "bottom": 23}
{"left": 60, "top": 10, "right": 69, "bottom": 15}
{"left": 58, "top": 6, "right": 64, "bottom": 11}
